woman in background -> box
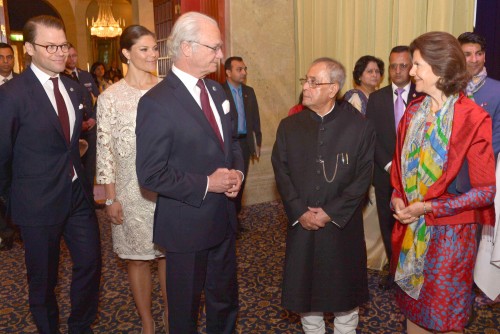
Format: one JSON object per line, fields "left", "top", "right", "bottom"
{"left": 345, "top": 55, "right": 387, "bottom": 270}
{"left": 91, "top": 61, "right": 112, "bottom": 93}
{"left": 344, "top": 55, "right": 384, "bottom": 115}
{"left": 96, "top": 25, "right": 167, "bottom": 334}
{"left": 391, "top": 31, "right": 495, "bottom": 333}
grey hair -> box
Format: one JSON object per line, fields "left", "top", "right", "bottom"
{"left": 311, "top": 57, "right": 346, "bottom": 91}
{"left": 167, "top": 12, "right": 218, "bottom": 61}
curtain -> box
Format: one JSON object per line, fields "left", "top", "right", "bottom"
{"left": 295, "top": 0, "right": 475, "bottom": 95}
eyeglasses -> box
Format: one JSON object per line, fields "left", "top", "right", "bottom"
{"left": 189, "top": 41, "right": 222, "bottom": 53}
{"left": 299, "top": 78, "right": 335, "bottom": 89}
{"left": 389, "top": 63, "right": 410, "bottom": 70}
{"left": 32, "top": 42, "right": 70, "bottom": 54}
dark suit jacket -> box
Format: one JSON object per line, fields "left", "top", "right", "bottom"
{"left": 222, "top": 82, "right": 262, "bottom": 154}
{"left": 365, "top": 83, "right": 420, "bottom": 189}
{"left": 136, "top": 71, "right": 244, "bottom": 253}
{"left": 61, "top": 68, "right": 99, "bottom": 120}
{"left": 0, "top": 67, "right": 93, "bottom": 226}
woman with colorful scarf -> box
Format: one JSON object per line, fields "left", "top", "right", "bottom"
{"left": 390, "top": 31, "right": 496, "bottom": 333}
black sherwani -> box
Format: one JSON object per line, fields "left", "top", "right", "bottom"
{"left": 271, "top": 102, "right": 375, "bottom": 312}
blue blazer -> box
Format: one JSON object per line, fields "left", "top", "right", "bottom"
{"left": 136, "top": 70, "right": 244, "bottom": 252}
{"left": 0, "top": 67, "right": 93, "bottom": 226}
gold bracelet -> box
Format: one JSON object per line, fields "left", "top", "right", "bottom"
{"left": 423, "top": 201, "right": 427, "bottom": 215}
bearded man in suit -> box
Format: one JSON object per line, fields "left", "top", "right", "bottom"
{"left": 365, "top": 45, "right": 421, "bottom": 289}
{"left": 0, "top": 16, "right": 101, "bottom": 334}
{"left": 136, "top": 12, "right": 244, "bottom": 334}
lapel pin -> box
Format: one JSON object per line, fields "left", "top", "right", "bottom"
{"left": 70, "top": 87, "right": 74, "bottom": 92}
{"left": 412, "top": 93, "right": 416, "bottom": 98}
{"left": 212, "top": 86, "right": 216, "bottom": 91}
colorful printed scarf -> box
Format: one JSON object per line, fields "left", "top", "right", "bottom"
{"left": 466, "top": 67, "right": 487, "bottom": 101}
{"left": 396, "top": 94, "right": 458, "bottom": 299}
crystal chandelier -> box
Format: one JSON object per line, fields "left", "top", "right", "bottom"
{"left": 90, "top": 0, "right": 123, "bottom": 38}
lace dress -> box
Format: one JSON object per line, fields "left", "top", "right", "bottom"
{"left": 96, "top": 79, "right": 163, "bottom": 260}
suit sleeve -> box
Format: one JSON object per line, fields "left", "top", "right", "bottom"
{"left": 365, "top": 93, "right": 393, "bottom": 170}
{"left": 136, "top": 94, "right": 207, "bottom": 208}
{"left": 271, "top": 121, "right": 308, "bottom": 224}
{"left": 323, "top": 120, "right": 376, "bottom": 228}
{"left": 0, "top": 87, "right": 18, "bottom": 199}
{"left": 249, "top": 87, "right": 262, "bottom": 146}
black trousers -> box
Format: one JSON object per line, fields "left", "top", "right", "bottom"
{"left": 235, "top": 137, "right": 251, "bottom": 214}
{"left": 81, "top": 127, "right": 97, "bottom": 201}
{"left": 165, "top": 229, "right": 238, "bottom": 334}
{"left": 374, "top": 184, "right": 395, "bottom": 262}
{"left": 19, "top": 181, "right": 101, "bottom": 334}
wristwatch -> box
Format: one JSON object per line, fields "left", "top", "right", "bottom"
{"left": 105, "top": 198, "right": 116, "bottom": 206}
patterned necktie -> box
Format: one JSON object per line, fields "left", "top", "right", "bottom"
{"left": 196, "top": 79, "right": 223, "bottom": 148}
{"left": 232, "top": 87, "right": 246, "bottom": 134}
{"left": 394, "top": 87, "right": 405, "bottom": 129}
{"left": 50, "top": 77, "right": 71, "bottom": 144}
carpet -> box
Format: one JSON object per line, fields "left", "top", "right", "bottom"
{"left": 1, "top": 201, "right": 498, "bottom": 333}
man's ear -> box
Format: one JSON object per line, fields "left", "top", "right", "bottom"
{"left": 25, "top": 42, "right": 35, "bottom": 56}
{"left": 180, "top": 41, "right": 192, "bottom": 57}
{"left": 329, "top": 83, "right": 340, "bottom": 99}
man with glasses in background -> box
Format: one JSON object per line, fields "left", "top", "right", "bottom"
{"left": 272, "top": 57, "right": 375, "bottom": 334}
{"left": 365, "top": 46, "right": 420, "bottom": 290}
{"left": 0, "top": 16, "right": 101, "bottom": 333}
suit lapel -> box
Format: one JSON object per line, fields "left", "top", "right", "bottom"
{"left": 60, "top": 76, "right": 82, "bottom": 146}
{"left": 168, "top": 72, "right": 224, "bottom": 152}
{"left": 26, "top": 69, "right": 69, "bottom": 145}
{"left": 205, "top": 80, "right": 229, "bottom": 154}
{"left": 383, "top": 86, "right": 397, "bottom": 137}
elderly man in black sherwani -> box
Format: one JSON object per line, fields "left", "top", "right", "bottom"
{"left": 272, "top": 57, "right": 375, "bottom": 334}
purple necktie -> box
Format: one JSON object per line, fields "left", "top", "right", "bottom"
{"left": 197, "top": 79, "right": 223, "bottom": 148}
{"left": 394, "top": 87, "right": 405, "bottom": 129}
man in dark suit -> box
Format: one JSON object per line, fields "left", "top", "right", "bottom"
{"left": 272, "top": 57, "right": 375, "bottom": 333}
{"left": 0, "top": 42, "right": 18, "bottom": 250}
{"left": 0, "top": 42, "right": 17, "bottom": 83}
{"left": 222, "top": 57, "right": 262, "bottom": 215}
{"left": 0, "top": 16, "right": 101, "bottom": 333}
{"left": 365, "top": 45, "right": 420, "bottom": 289}
{"left": 136, "top": 12, "right": 244, "bottom": 334}
{"left": 61, "top": 44, "right": 102, "bottom": 208}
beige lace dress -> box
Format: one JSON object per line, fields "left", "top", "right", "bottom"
{"left": 96, "top": 79, "right": 163, "bottom": 260}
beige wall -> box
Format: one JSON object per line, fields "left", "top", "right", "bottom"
{"left": 226, "top": 0, "right": 296, "bottom": 205}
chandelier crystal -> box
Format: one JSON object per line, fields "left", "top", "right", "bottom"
{"left": 90, "top": 0, "right": 123, "bottom": 38}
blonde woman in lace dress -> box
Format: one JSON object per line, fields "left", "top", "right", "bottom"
{"left": 96, "top": 25, "right": 166, "bottom": 334}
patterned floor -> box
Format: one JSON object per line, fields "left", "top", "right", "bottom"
{"left": 0, "top": 201, "right": 498, "bottom": 333}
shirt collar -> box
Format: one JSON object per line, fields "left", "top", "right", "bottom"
{"left": 227, "top": 81, "right": 242, "bottom": 93}
{"left": 31, "top": 63, "right": 59, "bottom": 85}
{"left": 172, "top": 64, "right": 201, "bottom": 91}
{"left": 391, "top": 81, "right": 411, "bottom": 93}
{"left": 0, "top": 72, "right": 13, "bottom": 81}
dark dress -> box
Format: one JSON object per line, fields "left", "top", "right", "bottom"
{"left": 272, "top": 102, "right": 375, "bottom": 312}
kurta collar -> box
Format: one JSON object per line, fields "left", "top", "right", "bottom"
{"left": 309, "top": 102, "right": 338, "bottom": 123}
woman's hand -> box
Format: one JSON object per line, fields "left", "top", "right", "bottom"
{"left": 106, "top": 201, "right": 124, "bottom": 225}
{"left": 393, "top": 200, "right": 426, "bottom": 225}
